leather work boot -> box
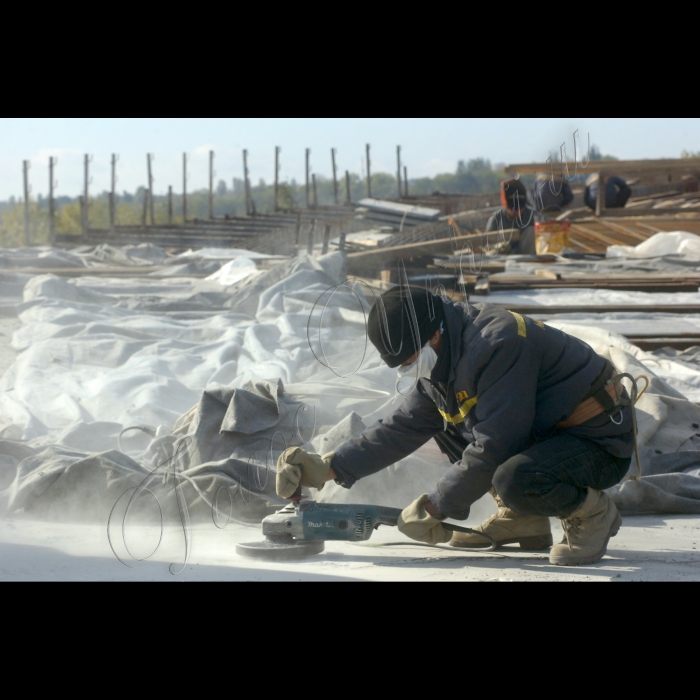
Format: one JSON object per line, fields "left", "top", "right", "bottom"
{"left": 450, "top": 490, "right": 553, "bottom": 551}
{"left": 550, "top": 488, "right": 622, "bottom": 566}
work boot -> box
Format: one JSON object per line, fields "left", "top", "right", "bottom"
{"left": 449, "top": 490, "right": 553, "bottom": 551}
{"left": 550, "top": 488, "right": 622, "bottom": 566}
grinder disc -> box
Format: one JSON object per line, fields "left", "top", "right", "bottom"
{"left": 236, "top": 539, "right": 325, "bottom": 562}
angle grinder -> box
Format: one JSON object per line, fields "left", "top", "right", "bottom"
{"left": 236, "top": 498, "right": 497, "bottom": 562}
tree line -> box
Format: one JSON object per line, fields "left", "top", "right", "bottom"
{"left": 0, "top": 148, "right": 622, "bottom": 247}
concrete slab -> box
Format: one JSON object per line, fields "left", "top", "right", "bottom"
{"left": 0, "top": 515, "right": 698, "bottom": 581}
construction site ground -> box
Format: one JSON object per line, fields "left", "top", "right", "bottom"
{"left": 3, "top": 302, "right": 697, "bottom": 581}
{"left": 0, "top": 514, "right": 698, "bottom": 581}
{"left": 2, "top": 235, "right": 700, "bottom": 582}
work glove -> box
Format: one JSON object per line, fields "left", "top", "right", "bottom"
{"left": 276, "top": 447, "right": 335, "bottom": 498}
{"left": 398, "top": 494, "right": 451, "bottom": 546}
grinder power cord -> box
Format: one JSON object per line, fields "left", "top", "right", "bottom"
{"left": 235, "top": 449, "right": 497, "bottom": 561}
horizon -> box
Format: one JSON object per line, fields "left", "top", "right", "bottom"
{"left": 1, "top": 117, "right": 698, "bottom": 201}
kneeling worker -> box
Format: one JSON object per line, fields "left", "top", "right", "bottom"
{"left": 277, "top": 287, "right": 634, "bottom": 566}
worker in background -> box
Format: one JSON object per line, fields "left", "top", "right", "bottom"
{"left": 533, "top": 172, "right": 574, "bottom": 217}
{"left": 584, "top": 174, "right": 632, "bottom": 211}
{"left": 485, "top": 179, "right": 536, "bottom": 255}
{"left": 277, "top": 287, "right": 634, "bottom": 567}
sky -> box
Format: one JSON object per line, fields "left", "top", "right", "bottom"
{"left": 1, "top": 117, "right": 698, "bottom": 201}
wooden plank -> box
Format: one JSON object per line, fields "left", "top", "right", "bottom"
{"left": 493, "top": 282, "right": 698, "bottom": 293}
{"left": 494, "top": 304, "right": 700, "bottom": 315}
{"left": 567, "top": 226, "right": 614, "bottom": 252}
{"left": 507, "top": 158, "right": 700, "bottom": 174}
{"left": 346, "top": 231, "right": 517, "bottom": 267}
{"left": 492, "top": 272, "right": 700, "bottom": 283}
{"left": 639, "top": 221, "right": 659, "bottom": 238}
{"left": 627, "top": 338, "right": 700, "bottom": 351}
{"left": 600, "top": 220, "right": 648, "bottom": 241}
{"left": 565, "top": 236, "right": 596, "bottom": 253}
{"left": 569, "top": 223, "right": 632, "bottom": 248}
{"left": 597, "top": 208, "right": 700, "bottom": 217}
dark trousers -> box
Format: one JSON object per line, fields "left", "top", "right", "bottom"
{"left": 434, "top": 431, "right": 630, "bottom": 519}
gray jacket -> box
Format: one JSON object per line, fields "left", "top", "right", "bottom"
{"left": 332, "top": 299, "right": 633, "bottom": 520}
{"left": 485, "top": 207, "right": 536, "bottom": 255}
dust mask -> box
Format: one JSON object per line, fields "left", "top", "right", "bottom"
{"left": 395, "top": 323, "right": 443, "bottom": 395}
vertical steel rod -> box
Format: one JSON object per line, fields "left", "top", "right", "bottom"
{"left": 23, "top": 160, "right": 30, "bottom": 246}
{"left": 49, "top": 157, "right": 56, "bottom": 246}
{"left": 294, "top": 211, "right": 302, "bottom": 252}
{"left": 397, "top": 146, "right": 402, "bottom": 199}
{"left": 366, "top": 144, "right": 372, "bottom": 199}
{"left": 307, "top": 219, "right": 316, "bottom": 255}
{"left": 305, "top": 148, "right": 311, "bottom": 209}
{"left": 147, "top": 154, "right": 155, "bottom": 225}
{"left": 331, "top": 148, "right": 339, "bottom": 205}
{"left": 110, "top": 154, "right": 117, "bottom": 233}
{"left": 183, "top": 153, "right": 188, "bottom": 222}
{"left": 274, "top": 146, "right": 280, "bottom": 211}
{"left": 243, "top": 149, "right": 252, "bottom": 216}
{"left": 83, "top": 154, "right": 90, "bottom": 236}
{"left": 209, "top": 150, "right": 215, "bottom": 219}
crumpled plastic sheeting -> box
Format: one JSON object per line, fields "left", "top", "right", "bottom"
{"left": 4, "top": 244, "right": 700, "bottom": 521}
{"left": 607, "top": 475, "right": 700, "bottom": 515}
{"left": 607, "top": 231, "right": 700, "bottom": 260}
{"left": 0, "top": 243, "right": 275, "bottom": 271}
{"left": 0, "top": 252, "right": 355, "bottom": 442}
{"left": 0, "top": 250, "right": 421, "bottom": 523}
{"left": 205, "top": 257, "right": 260, "bottom": 286}
{"left": 546, "top": 321, "right": 700, "bottom": 403}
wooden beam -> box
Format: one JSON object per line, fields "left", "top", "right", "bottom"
{"left": 346, "top": 231, "right": 518, "bottom": 267}
{"left": 599, "top": 220, "right": 648, "bottom": 241}
{"left": 627, "top": 337, "right": 700, "bottom": 351}
{"left": 570, "top": 223, "right": 634, "bottom": 248}
{"left": 507, "top": 158, "right": 700, "bottom": 174}
{"left": 596, "top": 207, "right": 700, "bottom": 217}
{"left": 495, "top": 304, "right": 700, "bottom": 315}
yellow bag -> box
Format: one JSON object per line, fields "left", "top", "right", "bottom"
{"left": 535, "top": 221, "right": 570, "bottom": 255}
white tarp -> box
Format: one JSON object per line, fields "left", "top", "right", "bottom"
{"left": 607, "top": 231, "right": 700, "bottom": 260}
{"left": 2, "top": 246, "right": 700, "bottom": 530}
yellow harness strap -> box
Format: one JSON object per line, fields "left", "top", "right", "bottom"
{"left": 509, "top": 311, "right": 527, "bottom": 338}
{"left": 439, "top": 396, "right": 478, "bottom": 425}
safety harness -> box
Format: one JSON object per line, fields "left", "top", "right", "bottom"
{"left": 557, "top": 359, "right": 647, "bottom": 481}
{"left": 557, "top": 361, "right": 625, "bottom": 429}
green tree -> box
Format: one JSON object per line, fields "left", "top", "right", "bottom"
{"left": 588, "top": 145, "right": 618, "bottom": 162}
{"left": 0, "top": 199, "right": 49, "bottom": 246}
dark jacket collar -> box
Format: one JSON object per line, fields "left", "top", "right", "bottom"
{"left": 430, "top": 296, "right": 466, "bottom": 385}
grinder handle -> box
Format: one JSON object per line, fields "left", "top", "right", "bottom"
{"left": 375, "top": 508, "right": 497, "bottom": 550}
{"left": 441, "top": 523, "right": 497, "bottom": 550}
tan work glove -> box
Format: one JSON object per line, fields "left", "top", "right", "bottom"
{"left": 398, "top": 494, "right": 451, "bottom": 546}
{"left": 276, "top": 448, "right": 335, "bottom": 498}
